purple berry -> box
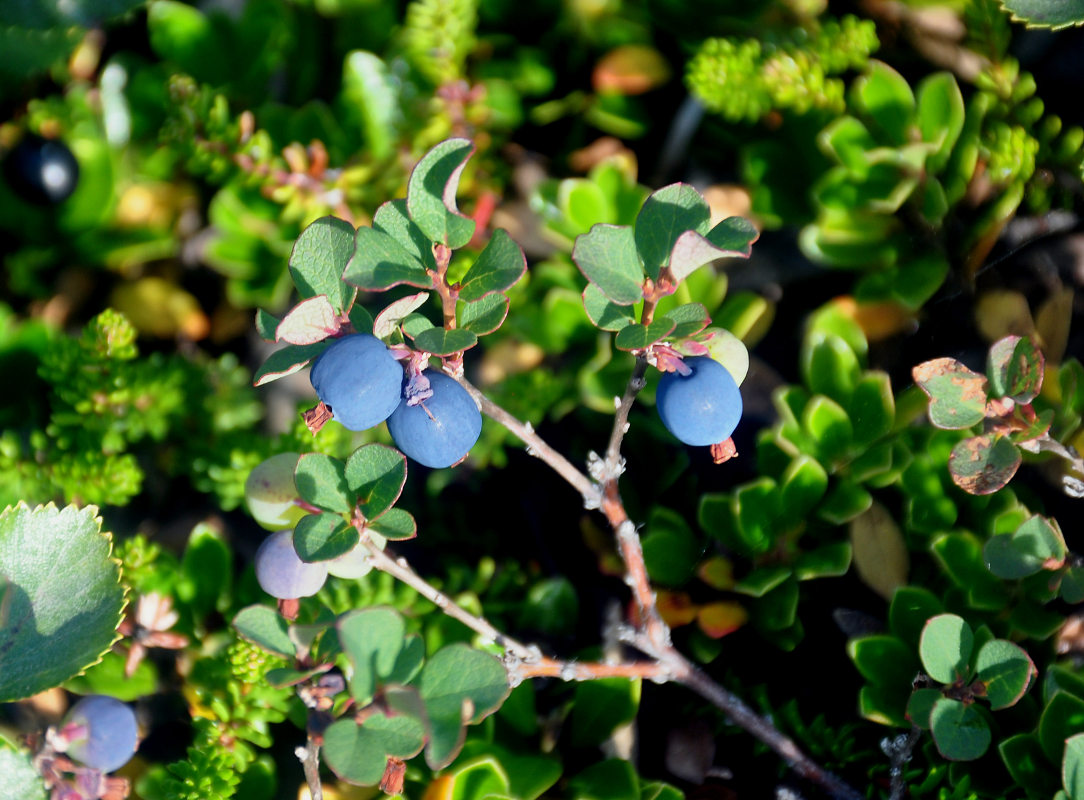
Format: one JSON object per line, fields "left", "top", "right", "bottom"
{"left": 62, "top": 695, "right": 138, "bottom": 773}
{"left": 656, "top": 356, "right": 742, "bottom": 446}
{"left": 309, "top": 334, "right": 403, "bottom": 431}
{"left": 3, "top": 134, "right": 79, "bottom": 205}
{"left": 387, "top": 371, "right": 481, "bottom": 468}
{"left": 254, "top": 529, "right": 329, "bottom": 599}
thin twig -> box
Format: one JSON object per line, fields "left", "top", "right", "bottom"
{"left": 296, "top": 738, "right": 323, "bottom": 800}
{"left": 451, "top": 373, "right": 602, "bottom": 507}
{"left": 604, "top": 355, "right": 648, "bottom": 474}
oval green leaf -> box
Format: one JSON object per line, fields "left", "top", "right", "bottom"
{"left": 288, "top": 216, "right": 356, "bottom": 313}
{"left": 232, "top": 604, "right": 295, "bottom": 658}
{"left": 458, "top": 229, "right": 526, "bottom": 302}
{"left": 919, "top": 613, "right": 973, "bottom": 684}
{"left": 413, "top": 326, "right": 478, "bottom": 355}
{"left": 406, "top": 138, "right": 476, "bottom": 249}
{"left": 295, "top": 453, "right": 352, "bottom": 513}
{"left": 912, "top": 357, "right": 988, "bottom": 430}
{"left": 633, "top": 183, "right": 710, "bottom": 279}
{"left": 931, "top": 697, "right": 991, "bottom": 760}
{"left": 346, "top": 444, "right": 407, "bottom": 520}
{"left": 367, "top": 508, "right": 417, "bottom": 541}
{"left": 975, "top": 638, "right": 1036, "bottom": 709}
{"left": 572, "top": 223, "right": 644, "bottom": 305}
{"left": 459, "top": 292, "right": 510, "bottom": 336}
{"left": 294, "top": 512, "right": 357, "bottom": 563}
{"left": 613, "top": 318, "right": 676, "bottom": 351}
{"left": 344, "top": 226, "right": 431, "bottom": 292}
{"left": 987, "top": 335, "right": 1044, "bottom": 403}
{"left": 948, "top": 433, "right": 1021, "bottom": 495}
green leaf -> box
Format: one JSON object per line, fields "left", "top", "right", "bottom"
{"left": 1063, "top": 567, "right": 1084, "bottom": 604}
{"left": 987, "top": 335, "right": 1044, "bottom": 403}
{"left": 819, "top": 116, "right": 876, "bottom": 174}
{"left": 931, "top": 697, "right": 991, "bottom": 760}
{"left": 0, "top": 503, "right": 125, "bottom": 703}
{"left": 341, "top": 51, "right": 398, "bottom": 161}
{"left": 1000, "top": 733, "right": 1060, "bottom": 796}
{"left": 915, "top": 72, "right": 965, "bottom": 172}
{"left": 374, "top": 199, "right": 437, "bottom": 270}
{"left": 178, "top": 523, "right": 232, "bottom": 620}
{"left": 582, "top": 283, "right": 634, "bottom": 332}
{"left": 794, "top": 542, "right": 852, "bottom": 580}
{"left": 848, "top": 371, "right": 895, "bottom": 446}
{"left": 0, "top": 741, "right": 45, "bottom": 800}
{"left": 857, "top": 682, "right": 911, "bottom": 726}
{"left": 338, "top": 607, "right": 407, "bottom": 705}
{"left": 662, "top": 303, "right": 710, "bottom": 339}
{"left": 852, "top": 61, "right": 916, "bottom": 145}
{"left": 366, "top": 508, "right": 417, "bottom": 541}
{"left": 777, "top": 455, "right": 828, "bottom": 527}
{"left": 459, "top": 293, "right": 510, "bottom": 336}
{"left": 999, "top": 0, "right": 1084, "bottom": 29}
{"left": 803, "top": 329, "right": 861, "bottom": 406}
{"left": 849, "top": 502, "right": 909, "bottom": 601}
{"left": 705, "top": 216, "right": 759, "bottom": 256}
{"left": 975, "top": 639, "right": 1036, "bottom": 709}
{"left": 459, "top": 229, "right": 527, "bottom": 301}
{"left": 413, "top": 327, "right": 478, "bottom": 355}
{"left": 406, "top": 138, "right": 476, "bottom": 248}
{"left": 517, "top": 577, "right": 578, "bottom": 637}
{"left": 294, "top": 513, "right": 357, "bottom": 562}
{"left": 912, "top": 358, "right": 988, "bottom": 429}
{"left": 323, "top": 713, "right": 426, "bottom": 786}
{"left": 634, "top": 183, "right": 710, "bottom": 280}
{"left": 420, "top": 644, "right": 510, "bottom": 768}
{"left": 446, "top": 756, "right": 511, "bottom": 800}
{"left": 984, "top": 513, "right": 1067, "bottom": 579}
{"left": 387, "top": 635, "right": 425, "bottom": 685}
{"left": 572, "top": 224, "right": 645, "bottom": 305}
{"left": 569, "top": 677, "right": 641, "bottom": 748}
{"left": 733, "top": 565, "right": 791, "bottom": 597}
{"left": 401, "top": 313, "right": 435, "bottom": 340}
{"left": 932, "top": 532, "right": 1008, "bottom": 610}
{"left": 1041, "top": 691, "right": 1084, "bottom": 764}
{"left": 374, "top": 292, "right": 430, "bottom": 339}
{"left": 147, "top": 1, "right": 226, "bottom": 82}
{"left": 848, "top": 635, "right": 919, "bottom": 687}
{"left": 569, "top": 759, "right": 639, "bottom": 800}
{"left": 345, "top": 444, "right": 407, "bottom": 520}
{"left": 731, "top": 478, "right": 778, "bottom": 556}
{"left": 253, "top": 341, "right": 330, "bottom": 386}
{"left": 232, "top": 605, "right": 294, "bottom": 658}
{"left": 613, "top": 318, "right": 677, "bottom": 351}
{"left": 255, "top": 308, "right": 279, "bottom": 341}
{"left": 817, "top": 480, "right": 872, "bottom": 524}
{"left": 919, "top": 613, "right": 973, "bottom": 684}
{"left": 802, "top": 395, "right": 854, "bottom": 464}
{"left": 295, "top": 453, "right": 352, "bottom": 513}
{"left": 344, "top": 226, "right": 431, "bottom": 291}
{"left": 288, "top": 217, "right": 356, "bottom": 313}
{"left": 64, "top": 650, "right": 157, "bottom": 701}
{"left": 641, "top": 507, "right": 700, "bottom": 587}
{"left": 1065, "top": 733, "right": 1084, "bottom": 800}
{"left": 889, "top": 586, "right": 944, "bottom": 647}
{"left": 275, "top": 296, "right": 340, "bottom": 345}
{"left": 948, "top": 434, "right": 1021, "bottom": 495}
{"left": 906, "top": 687, "right": 942, "bottom": 729}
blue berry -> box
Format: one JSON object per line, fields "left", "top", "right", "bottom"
{"left": 63, "top": 695, "right": 138, "bottom": 773}
{"left": 656, "top": 356, "right": 742, "bottom": 446}
{"left": 4, "top": 134, "right": 79, "bottom": 205}
{"left": 309, "top": 334, "right": 403, "bottom": 431}
{"left": 387, "top": 371, "right": 482, "bottom": 468}
{"left": 254, "top": 529, "right": 329, "bottom": 599}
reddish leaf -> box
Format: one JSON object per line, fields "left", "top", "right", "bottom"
{"left": 913, "top": 358, "right": 988, "bottom": 429}
{"left": 948, "top": 434, "right": 1021, "bottom": 495}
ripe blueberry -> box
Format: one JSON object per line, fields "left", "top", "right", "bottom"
{"left": 254, "top": 529, "right": 329, "bottom": 599}
{"left": 656, "top": 356, "right": 742, "bottom": 446}
{"left": 309, "top": 334, "right": 403, "bottom": 431}
{"left": 387, "top": 371, "right": 481, "bottom": 468}
{"left": 62, "top": 695, "right": 138, "bottom": 773}
{"left": 3, "top": 134, "right": 80, "bottom": 205}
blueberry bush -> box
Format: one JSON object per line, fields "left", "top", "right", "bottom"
{"left": 3, "top": 1, "right": 1084, "bottom": 799}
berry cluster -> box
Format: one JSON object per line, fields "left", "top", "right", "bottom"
{"left": 309, "top": 333, "right": 481, "bottom": 469}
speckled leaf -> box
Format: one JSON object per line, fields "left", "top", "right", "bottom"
{"left": 420, "top": 644, "right": 510, "bottom": 768}
{"left": 339, "top": 607, "right": 407, "bottom": 705}
{"left": 289, "top": 216, "right": 356, "bottom": 313}
{"left": 232, "top": 605, "right": 294, "bottom": 658}
{"left": 294, "top": 513, "right": 357, "bottom": 563}
{"left": 582, "top": 283, "right": 634, "bottom": 331}
{"left": 613, "top": 318, "right": 676, "bottom": 351}
{"left": 634, "top": 183, "right": 710, "bottom": 279}
{"left": 948, "top": 434, "right": 1021, "bottom": 495}
{"left": 406, "top": 138, "right": 476, "bottom": 248}
{"left": 984, "top": 514, "right": 1067, "bottom": 579}
{"left": 975, "top": 639, "right": 1036, "bottom": 709}
{"left": 373, "top": 292, "right": 429, "bottom": 339}
{"left": 572, "top": 224, "right": 644, "bottom": 305}
{"left": 459, "top": 292, "right": 510, "bottom": 336}
{"left": 253, "top": 341, "right": 330, "bottom": 386}
{"left": 913, "top": 358, "right": 988, "bottom": 429}
{"left": 931, "top": 697, "right": 991, "bottom": 760}
{"left": 987, "top": 335, "right": 1044, "bottom": 402}
{"left": 275, "top": 295, "right": 340, "bottom": 345}
{"left": 663, "top": 304, "right": 710, "bottom": 339}
{"left": 0, "top": 742, "right": 45, "bottom": 800}
{"left": 366, "top": 508, "right": 417, "bottom": 541}
{"left": 345, "top": 226, "right": 431, "bottom": 291}
{"left": 999, "top": 0, "right": 1084, "bottom": 29}
{"left": 0, "top": 503, "right": 125, "bottom": 703}
{"left": 920, "top": 613, "right": 973, "bottom": 684}
{"left": 413, "top": 327, "right": 478, "bottom": 355}
{"left": 459, "top": 229, "right": 526, "bottom": 301}
{"left": 346, "top": 444, "right": 407, "bottom": 520}
{"left": 295, "top": 453, "right": 352, "bottom": 513}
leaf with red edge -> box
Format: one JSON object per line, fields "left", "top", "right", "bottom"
{"left": 256, "top": 308, "right": 279, "bottom": 341}
{"left": 613, "top": 318, "right": 676, "bottom": 351}
{"left": 276, "top": 296, "right": 341, "bottom": 345}
{"left": 374, "top": 293, "right": 430, "bottom": 340}
{"left": 975, "top": 638, "right": 1036, "bottom": 710}
{"left": 987, "top": 336, "right": 1044, "bottom": 403}
{"left": 406, "top": 138, "right": 476, "bottom": 249}
{"left": 948, "top": 434, "right": 1021, "bottom": 495}
{"left": 913, "top": 358, "right": 988, "bottom": 429}
{"left": 254, "top": 342, "right": 330, "bottom": 386}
